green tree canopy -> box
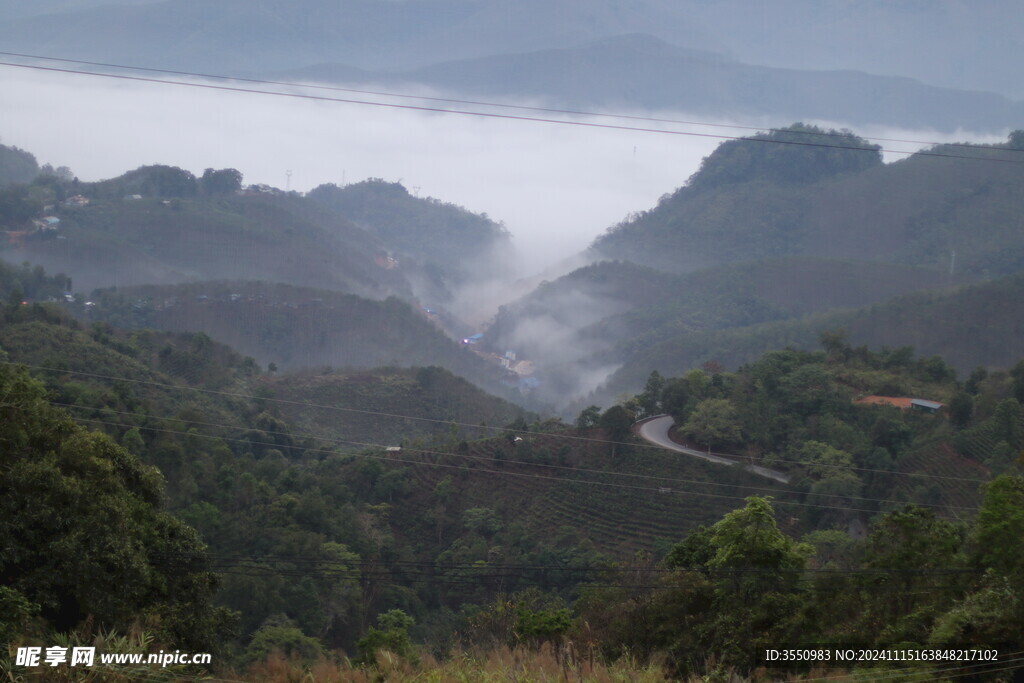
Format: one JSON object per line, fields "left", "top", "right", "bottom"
{"left": 681, "top": 398, "right": 742, "bottom": 452}
{"left": 971, "top": 475, "right": 1024, "bottom": 576}
{"left": 599, "top": 404, "right": 635, "bottom": 444}
{"left": 200, "top": 167, "right": 243, "bottom": 195}
{"left": 0, "top": 364, "right": 232, "bottom": 650}
{"left": 688, "top": 123, "right": 882, "bottom": 190}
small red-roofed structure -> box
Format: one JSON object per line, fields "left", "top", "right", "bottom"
{"left": 855, "top": 395, "right": 945, "bottom": 413}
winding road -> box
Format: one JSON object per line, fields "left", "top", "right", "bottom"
{"left": 636, "top": 415, "right": 791, "bottom": 484}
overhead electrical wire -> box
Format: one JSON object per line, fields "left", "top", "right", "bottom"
{"left": 155, "top": 550, "right": 990, "bottom": 595}
{"left": 202, "top": 567, "right": 981, "bottom": 593}
{"left": 53, "top": 400, "right": 796, "bottom": 496}
{"left": 58, "top": 405, "right": 976, "bottom": 516}
{"left": 51, "top": 400, "right": 979, "bottom": 513}
{"left": 171, "top": 551, "right": 989, "bottom": 577}
{"left": 3, "top": 359, "right": 991, "bottom": 485}
{"left": 164, "top": 548, "right": 991, "bottom": 588}
{"left": 65, "top": 412, "right": 891, "bottom": 514}
{"left": 1, "top": 59, "right": 1023, "bottom": 165}
{"left": 0, "top": 50, "right": 1017, "bottom": 154}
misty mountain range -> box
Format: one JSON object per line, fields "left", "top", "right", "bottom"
{"left": 7, "top": 123, "right": 1024, "bottom": 414}
{"left": 2, "top": 0, "right": 1023, "bottom": 132}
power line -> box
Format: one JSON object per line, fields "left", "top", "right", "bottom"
{"left": 4, "top": 359, "right": 552, "bottom": 440}
{"left": 55, "top": 399, "right": 795, "bottom": 496}
{"left": 175, "top": 552, "right": 990, "bottom": 577}
{"left": 204, "top": 568, "right": 980, "bottom": 593}
{"left": 67, "top": 412, "right": 889, "bottom": 514}
{"left": 60, "top": 403, "right": 979, "bottom": 516}
{"left": 158, "top": 554, "right": 991, "bottom": 597}
{"left": 4, "top": 360, "right": 991, "bottom": 485}
{"left": 2, "top": 60, "right": 1022, "bottom": 165}
{"left": 1, "top": 50, "right": 1016, "bottom": 154}
{"left": 158, "top": 548, "right": 991, "bottom": 589}
{"left": 52, "top": 400, "right": 978, "bottom": 513}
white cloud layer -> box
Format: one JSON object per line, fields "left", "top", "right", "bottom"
{"left": 0, "top": 66, "right": 728, "bottom": 271}
{"left": 1, "top": 65, "right": 1009, "bottom": 276}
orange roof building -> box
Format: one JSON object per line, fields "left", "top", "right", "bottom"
{"left": 856, "top": 396, "right": 914, "bottom": 409}
{"left": 855, "top": 396, "right": 945, "bottom": 413}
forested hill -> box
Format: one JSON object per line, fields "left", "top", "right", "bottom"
{"left": 5, "top": 292, "right": 1024, "bottom": 679}
{"left": 600, "top": 270, "right": 1024, "bottom": 403}
{"left": 592, "top": 126, "right": 1024, "bottom": 277}
{"left": 85, "top": 280, "right": 515, "bottom": 399}
{"left": 5, "top": 165, "right": 410, "bottom": 298}
{"left": 308, "top": 179, "right": 513, "bottom": 288}
{"left": 2, "top": 162, "right": 512, "bottom": 309}
{"left": 0, "top": 142, "right": 41, "bottom": 187}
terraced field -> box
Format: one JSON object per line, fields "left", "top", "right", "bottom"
{"left": 387, "top": 431, "right": 794, "bottom": 560}
{"left": 891, "top": 441, "right": 989, "bottom": 513}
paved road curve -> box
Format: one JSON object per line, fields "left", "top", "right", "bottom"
{"left": 637, "top": 415, "right": 791, "bottom": 484}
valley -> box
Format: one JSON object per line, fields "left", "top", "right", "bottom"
{"left": 3, "top": 114, "right": 1024, "bottom": 680}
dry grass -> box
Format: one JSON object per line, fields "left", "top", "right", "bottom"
{"left": 243, "top": 643, "right": 672, "bottom": 682}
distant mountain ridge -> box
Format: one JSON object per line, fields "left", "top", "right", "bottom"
{"left": 384, "top": 35, "right": 1024, "bottom": 131}
{"left": 6, "top": 0, "right": 1023, "bottom": 95}
{"left": 3, "top": 0, "right": 1023, "bottom": 132}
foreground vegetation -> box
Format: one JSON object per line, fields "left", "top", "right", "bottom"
{"left": 3, "top": 288, "right": 1023, "bottom": 679}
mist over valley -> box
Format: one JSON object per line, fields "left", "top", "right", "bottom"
{"left": 1, "top": 74, "right": 1019, "bottom": 411}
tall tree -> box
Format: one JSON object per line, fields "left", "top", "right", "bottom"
{"left": 858, "top": 505, "right": 964, "bottom": 641}
{"left": 682, "top": 398, "right": 742, "bottom": 453}
{"left": 662, "top": 497, "right": 811, "bottom": 670}
{"left": 637, "top": 370, "right": 665, "bottom": 418}
{"left": 0, "top": 365, "right": 234, "bottom": 651}
{"left": 201, "top": 167, "right": 243, "bottom": 195}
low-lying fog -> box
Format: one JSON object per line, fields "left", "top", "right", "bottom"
{"left": 3, "top": 64, "right": 1006, "bottom": 279}
{"left": 4, "top": 64, "right": 1013, "bottom": 410}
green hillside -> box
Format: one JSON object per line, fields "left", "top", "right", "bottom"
{"left": 603, "top": 272, "right": 1024, "bottom": 399}
{"left": 381, "top": 430, "right": 795, "bottom": 562}
{"left": 0, "top": 259, "right": 69, "bottom": 301}
{"left": 495, "top": 256, "right": 952, "bottom": 351}
{"left": 259, "top": 365, "right": 531, "bottom": 447}
{"left": 308, "top": 179, "right": 513, "bottom": 298}
{"left": 6, "top": 171, "right": 411, "bottom": 298}
{"left": 1, "top": 157, "right": 517, "bottom": 331}
{"left": 602, "top": 257, "right": 955, "bottom": 367}
{"left": 85, "top": 280, "right": 524, "bottom": 403}
{"left": 4, "top": 296, "right": 1023, "bottom": 680}
{"left": 593, "top": 126, "right": 1024, "bottom": 278}
{"left": 0, "top": 299, "right": 798, "bottom": 660}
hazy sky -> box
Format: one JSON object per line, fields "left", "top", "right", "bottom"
{"left": 1, "top": 64, "right": 1007, "bottom": 275}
